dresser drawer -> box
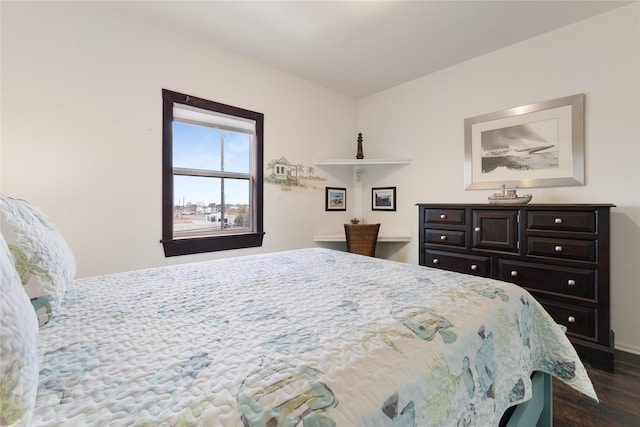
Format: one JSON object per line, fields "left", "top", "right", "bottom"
{"left": 538, "top": 300, "right": 596, "bottom": 340}
{"left": 498, "top": 260, "right": 596, "bottom": 300}
{"left": 527, "top": 210, "right": 596, "bottom": 233}
{"left": 424, "top": 229, "right": 465, "bottom": 247}
{"left": 527, "top": 237, "right": 596, "bottom": 262}
{"left": 424, "top": 250, "right": 489, "bottom": 277}
{"left": 424, "top": 208, "right": 465, "bottom": 226}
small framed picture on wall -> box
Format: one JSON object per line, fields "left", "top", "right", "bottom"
{"left": 325, "top": 187, "right": 346, "bottom": 211}
{"left": 372, "top": 187, "right": 396, "bottom": 211}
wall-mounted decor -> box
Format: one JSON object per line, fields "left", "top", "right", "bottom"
{"left": 325, "top": 187, "right": 346, "bottom": 211}
{"left": 372, "top": 186, "right": 396, "bottom": 211}
{"left": 265, "top": 157, "right": 326, "bottom": 191}
{"left": 464, "top": 93, "right": 585, "bottom": 189}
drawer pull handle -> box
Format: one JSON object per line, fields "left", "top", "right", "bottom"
{"left": 440, "top": 214, "right": 447, "bottom": 219}
{"left": 555, "top": 218, "right": 563, "bottom": 224}
{"left": 470, "top": 264, "right": 478, "bottom": 271}
{"left": 432, "top": 258, "right": 439, "bottom": 264}
{"left": 440, "top": 235, "right": 447, "bottom": 241}
{"left": 568, "top": 316, "right": 576, "bottom": 324}
{"left": 567, "top": 279, "right": 576, "bottom": 286}
{"left": 510, "top": 270, "right": 518, "bottom": 277}
{"left": 474, "top": 227, "right": 481, "bottom": 232}
{"left": 554, "top": 245, "right": 563, "bottom": 252}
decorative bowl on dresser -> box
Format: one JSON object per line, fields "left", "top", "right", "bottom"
{"left": 417, "top": 203, "right": 615, "bottom": 372}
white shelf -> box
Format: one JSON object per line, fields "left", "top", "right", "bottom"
{"left": 314, "top": 158, "right": 411, "bottom": 167}
{"left": 313, "top": 232, "right": 412, "bottom": 243}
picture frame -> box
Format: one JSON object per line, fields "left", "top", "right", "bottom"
{"left": 372, "top": 187, "right": 396, "bottom": 211}
{"left": 464, "top": 93, "right": 585, "bottom": 189}
{"left": 325, "top": 187, "right": 346, "bottom": 211}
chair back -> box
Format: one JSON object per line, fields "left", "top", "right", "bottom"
{"left": 344, "top": 223, "right": 381, "bottom": 257}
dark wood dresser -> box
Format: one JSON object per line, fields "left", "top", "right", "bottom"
{"left": 417, "top": 203, "right": 615, "bottom": 371}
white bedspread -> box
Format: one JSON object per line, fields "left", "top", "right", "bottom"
{"left": 32, "top": 248, "right": 596, "bottom": 426}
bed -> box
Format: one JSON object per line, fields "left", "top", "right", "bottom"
{"left": 1, "top": 196, "right": 597, "bottom": 426}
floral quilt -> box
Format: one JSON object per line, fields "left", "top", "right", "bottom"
{"left": 32, "top": 248, "right": 596, "bottom": 426}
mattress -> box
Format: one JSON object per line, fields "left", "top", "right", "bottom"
{"left": 32, "top": 248, "right": 596, "bottom": 426}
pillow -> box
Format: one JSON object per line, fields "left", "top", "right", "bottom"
{"left": 0, "top": 196, "right": 76, "bottom": 326}
{"left": 0, "top": 232, "right": 39, "bottom": 426}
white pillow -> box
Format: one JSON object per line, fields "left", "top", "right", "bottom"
{"left": 0, "top": 232, "right": 39, "bottom": 426}
{"left": 0, "top": 196, "right": 76, "bottom": 326}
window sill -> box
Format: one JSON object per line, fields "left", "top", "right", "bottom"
{"left": 162, "top": 232, "right": 265, "bottom": 257}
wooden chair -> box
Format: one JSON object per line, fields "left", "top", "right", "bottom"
{"left": 344, "top": 223, "right": 381, "bottom": 257}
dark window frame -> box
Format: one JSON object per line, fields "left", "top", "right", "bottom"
{"left": 161, "top": 89, "right": 264, "bottom": 257}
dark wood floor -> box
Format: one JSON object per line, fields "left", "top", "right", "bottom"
{"left": 553, "top": 350, "right": 640, "bottom": 426}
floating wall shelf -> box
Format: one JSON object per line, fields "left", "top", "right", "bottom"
{"left": 314, "top": 159, "right": 412, "bottom": 183}
{"left": 313, "top": 232, "right": 412, "bottom": 243}
{"left": 314, "top": 158, "right": 412, "bottom": 208}
{"left": 313, "top": 159, "right": 412, "bottom": 166}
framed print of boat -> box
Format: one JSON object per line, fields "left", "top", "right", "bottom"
{"left": 464, "top": 94, "right": 585, "bottom": 189}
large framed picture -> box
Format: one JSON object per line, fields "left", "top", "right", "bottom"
{"left": 325, "top": 187, "right": 346, "bottom": 211}
{"left": 372, "top": 187, "right": 396, "bottom": 211}
{"left": 464, "top": 93, "right": 585, "bottom": 189}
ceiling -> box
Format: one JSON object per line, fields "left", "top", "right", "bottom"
{"left": 110, "top": 1, "right": 632, "bottom": 98}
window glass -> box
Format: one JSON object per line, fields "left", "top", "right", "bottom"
{"left": 173, "top": 176, "right": 251, "bottom": 238}
{"left": 173, "top": 123, "right": 221, "bottom": 171}
{"left": 223, "top": 132, "right": 251, "bottom": 174}
{"left": 173, "top": 175, "right": 221, "bottom": 238}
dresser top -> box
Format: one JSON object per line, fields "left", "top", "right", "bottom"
{"left": 416, "top": 203, "right": 616, "bottom": 208}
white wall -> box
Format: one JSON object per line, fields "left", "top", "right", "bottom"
{"left": 357, "top": 4, "right": 640, "bottom": 354}
{"left": 0, "top": 2, "right": 356, "bottom": 277}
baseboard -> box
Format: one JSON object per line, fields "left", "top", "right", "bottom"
{"left": 615, "top": 343, "right": 640, "bottom": 356}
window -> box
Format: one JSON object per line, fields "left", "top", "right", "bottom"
{"left": 162, "top": 89, "right": 264, "bottom": 257}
